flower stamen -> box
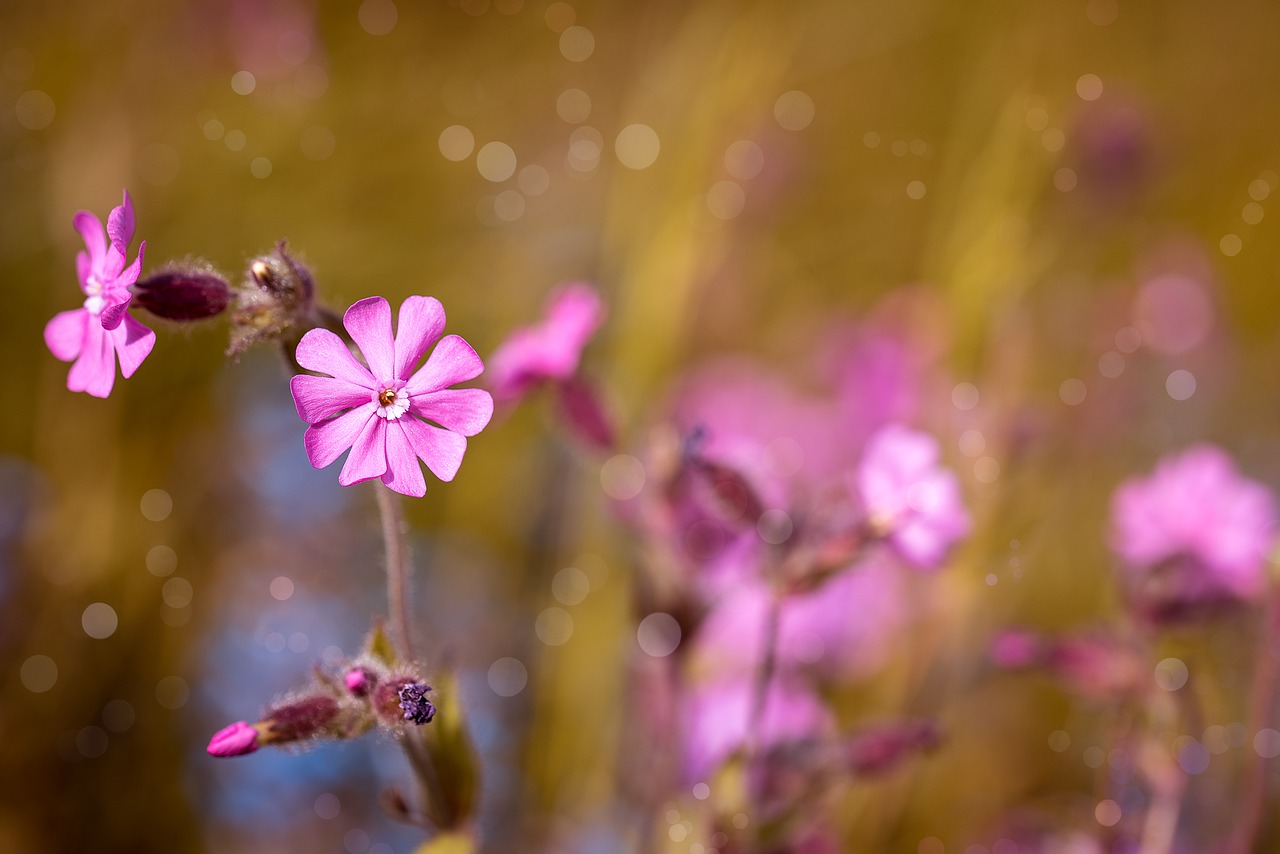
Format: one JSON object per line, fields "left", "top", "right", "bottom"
{"left": 375, "top": 386, "right": 410, "bottom": 420}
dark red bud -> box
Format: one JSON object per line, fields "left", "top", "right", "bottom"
{"left": 133, "top": 269, "right": 232, "bottom": 320}
{"left": 263, "top": 695, "right": 340, "bottom": 743}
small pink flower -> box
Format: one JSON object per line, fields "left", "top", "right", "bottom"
{"left": 488, "top": 282, "right": 603, "bottom": 403}
{"left": 207, "top": 721, "right": 260, "bottom": 757}
{"left": 851, "top": 424, "right": 971, "bottom": 570}
{"left": 1110, "top": 444, "right": 1277, "bottom": 608}
{"left": 289, "top": 296, "right": 494, "bottom": 497}
{"left": 43, "top": 190, "right": 154, "bottom": 398}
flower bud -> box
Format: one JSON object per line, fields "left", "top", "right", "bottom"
{"left": 132, "top": 267, "right": 232, "bottom": 320}
{"left": 345, "top": 666, "right": 376, "bottom": 697}
{"left": 206, "top": 720, "right": 260, "bottom": 757}
{"left": 260, "top": 694, "right": 342, "bottom": 744}
{"left": 228, "top": 242, "right": 318, "bottom": 357}
{"left": 844, "top": 719, "right": 941, "bottom": 777}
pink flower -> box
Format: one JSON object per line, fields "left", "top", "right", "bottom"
{"left": 851, "top": 424, "right": 971, "bottom": 570}
{"left": 289, "top": 296, "right": 494, "bottom": 497}
{"left": 679, "top": 677, "right": 833, "bottom": 783}
{"left": 488, "top": 282, "right": 603, "bottom": 402}
{"left": 1110, "top": 445, "right": 1277, "bottom": 609}
{"left": 43, "top": 190, "right": 154, "bottom": 398}
{"left": 693, "top": 559, "right": 906, "bottom": 681}
{"left": 207, "top": 721, "right": 260, "bottom": 757}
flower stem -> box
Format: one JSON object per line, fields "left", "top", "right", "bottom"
{"left": 746, "top": 590, "right": 783, "bottom": 760}
{"left": 375, "top": 481, "right": 415, "bottom": 663}
{"left": 1226, "top": 594, "right": 1280, "bottom": 854}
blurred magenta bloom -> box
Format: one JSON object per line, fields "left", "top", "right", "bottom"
{"left": 693, "top": 559, "right": 906, "bottom": 680}
{"left": 680, "top": 677, "right": 833, "bottom": 783}
{"left": 207, "top": 720, "right": 260, "bottom": 757}
{"left": 289, "top": 296, "right": 493, "bottom": 497}
{"left": 488, "top": 282, "right": 603, "bottom": 403}
{"left": 43, "top": 190, "right": 154, "bottom": 398}
{"left": 1110, "top": 445, "right": 1277, "bottom": 608}
{"left": 852, "top": 424, "right": 971, "bottom": 570}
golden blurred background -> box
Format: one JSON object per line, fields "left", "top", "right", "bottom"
{"left": 3, "top": 0, "right": 1280, "bottom": 852}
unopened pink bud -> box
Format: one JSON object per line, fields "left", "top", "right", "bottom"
{"left": 345, "top": 666, "right": 374, "bottom": 696}
{"left": 207, "top": 721, "right": 260, "bottom": 757}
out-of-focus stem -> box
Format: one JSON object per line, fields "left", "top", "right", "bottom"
{"left": 1226, "top": 593, "right": 1280, "bottom": 854}
{"left": 746, "top": 591, "right": 783, "bottom": 760}
{"left": 1141, "top": 770, "right": 1186, "bottom": 854}
{"left": 1140, "top": 688, "right": 1186, "bottom": 854}
{"left": 375, "top": 481, "right": 415, "bottom": 662}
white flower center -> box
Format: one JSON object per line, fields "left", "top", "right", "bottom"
{"left": 375, "top": 386, "right": 410, "bottom": 420}
{"left": 83, "top": 294, "right": 106, "bottom": 316}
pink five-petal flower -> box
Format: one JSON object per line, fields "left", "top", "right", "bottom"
{"left": 1109, "top": 444, "right": 1277, "bottom": 606}
{"left": 852, "top": 423, "right": 971, "bottom": 570}
{"left": 488, "top": 282, "right": 603, "bottom": 403}
{"left": 43, "top": 190, "right": 154, "bottom": 398}
{"left": 289, "top": 296, "right": 494, "bottom": 497}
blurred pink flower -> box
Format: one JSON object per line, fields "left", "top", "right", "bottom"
{"left": 671, "top": 356, "right": 845, "bottom": 495}
{"left": 43, "top": 190, "right": 154, "bottom": 397}
{"left": 289, "top": 296, "right": 493, "bottom": 497}
{"left": 693, "top": 559, "right": 906, "bottom": 681}
{"left": 1110, "top": 445, "right": 1277, "bottom": 608}
{"left": 679, "top": 676, "right": 833, "bottom": 783}
{"left": 852, "top": 424, "right": 971, "bottom": 570}
{"left": 488, "top": 282, "right": 603, "bottom": 403}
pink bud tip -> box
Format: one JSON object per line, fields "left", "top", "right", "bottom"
{"left": 345, "top": 667, "right": 372, "bottom": 696}
{"left": 207, "top": 721, "right": 260, "bottom": 757}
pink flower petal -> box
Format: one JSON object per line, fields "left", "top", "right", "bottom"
{"left": 112, "top": 313, "right": 155, "bottom": 378}
{"left": 381, "top": 421, "right": 428, "bottom": 497}
{"left": 400, "top": 416, "right": 467, "bottom": 482}
{"left": 393, "top": 295, "right": 446, "bottom": 381}
{"left": 405, "top": 334, "right": 484, "bottom": 396}
{"left": 66, "top": 320, "right": 116, "bottom": 398}
{"left": 338, "top": 416, "right": 388, "bottom": 486}
{"left": 114, "top": 239, "right": 145, "bottom": 289}
{"left": 343, "top": 297, "right": 395, "bottom": 381}
{"left": 73, "top": 211, "right": 105, "bottom": 267}
{"left": 75, "top": 253, "right": 92, "bottom": 293}
{"left": 303, "top": 404, "right": 376, "bottom": 469}
{"left": 106, "top": 190, "right": 135, "bottom": 254}
{"left": 100, "top": 244, "right": 127, "bottom": 283}
{"left": 296, "top": 328, "right": 375, "bottom": 387}
{"left": 44, "top": 309, "right": 87, "bottom": 362}
{"left": 410, "top": 388, "right": 494, "bottom": 436}
{"left": 99, "top": 293, "right": 132, "bottom": 331}
{"left": 290, "top": 374, "right": 372, "bottom": 423}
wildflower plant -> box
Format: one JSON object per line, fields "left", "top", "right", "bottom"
{"left": 38, "top": 185, "right": 1280, "bottom": 854}
{"left": 41, "top": 189, "right": 490, "bottom": 845}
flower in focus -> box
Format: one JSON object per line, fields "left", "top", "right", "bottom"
{"left": 1109, "top": 444, "right": 1277, "bottom": 613}
{"left": 488, "top": 282, "right": 603, "bottom": 403}
{"left": 289, "top": 296, "right": 494, "bottom": 497}
{"left": 43, "top": 190, "right": 154, "bottom": 397}
{"left": 851, "top": 424, "right": 971, "bottom": 569}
